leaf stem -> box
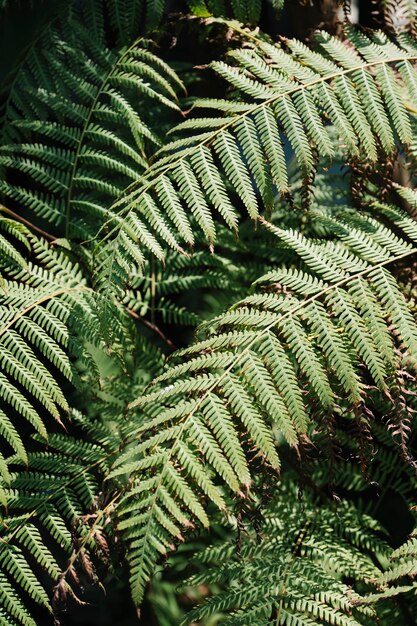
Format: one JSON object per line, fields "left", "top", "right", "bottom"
{"left": 126, "top": 306, "right": 176, "bottom": 350}
{"left": 0, "top": 204, "right": 56, "bottom": 241}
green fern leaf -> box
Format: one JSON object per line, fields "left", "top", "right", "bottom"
{"left": 101, "top": 27, "right": 417, "bottom": 297}
{"left": 111, "top": 204, "right": 417, "bottom": 606}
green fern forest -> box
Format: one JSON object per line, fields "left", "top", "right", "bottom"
{"left": 1, "top": 0, "right": 417, "bottom": 624}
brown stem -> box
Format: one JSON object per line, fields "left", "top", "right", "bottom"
{"left": 150, "top": 257, "right": 156, "bottom": 326}
{"left": 0, "top": 205, "right": 56, "bottom": 241}
{"left": 126, "top": 307, "right": 176, "bottom": 350}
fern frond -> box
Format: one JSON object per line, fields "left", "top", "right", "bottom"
{"left": 0, "top": 279, "right": 169, "bottom": 622}
{"left": 0, "top": 4, "right": 183, "bottom": 238}
{"left": 108, "top": 203, "right": 417, "bottom": 606}
{"left": 0, "top": 427, "right": 108, "bottom": 626}
{"left": 0, "top": 223, "right": 130, "bottom": 479}
{"left": 376, "top": 527, "right": 417, "bottom": 586}
{"left": 379, "top": 0, "right": 417, "bottom": 35}
{"left": 99, "top": 26, "right": 417, "bottom": 296}
{"left": 0, "top": 215, "right": 29, "bottom": 273}
{"left": 180, "top": 485, "right": 390, "bottom": 626}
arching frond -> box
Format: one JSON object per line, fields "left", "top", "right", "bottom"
{"left": 108, "top": 203, "right": 417, "bottom": 605}
{"left": 98, "top": 26, "right": 417, "bottom": 296}
{"left": 0, "top": 1, "right": 183, "bottom": 238}
{"left": 180, "top": 486, "right": 391, "bottom": 626}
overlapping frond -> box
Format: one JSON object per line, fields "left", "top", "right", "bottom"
{"left": 0, "top": 425, "right": 109, "bottom": 626}
{"left": 108, "top": 203, "right": 417, "bottom": 605}
{"left": 98, "top": 25, "right": 417, "bottom": 297}
{"left": 0, "top": 1, "right": 183, "bottom": 238}
{"left": 180, "top": 488, "right": 390, "bottom": 626}
{"left": 0, "top": 231, "right": 96, "bottom": 483}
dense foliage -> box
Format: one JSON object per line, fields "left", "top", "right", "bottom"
{"left": 0, "top": 1, "right": 416, "bottom": 624}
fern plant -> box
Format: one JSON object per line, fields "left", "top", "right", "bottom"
{"left": 93, "top": 23, "right": 417, "bottom": 303}
{"left": 0, "top": 0, "right": 184, "bottom": 239}
{"left": 180, "top": 482, "right": 393, "bottom": 626}
{"left": 0, "top": 1, "right": 417, "bottom": 625}
{"left": 113, "top": 200, "right": 417, "bottom": 606}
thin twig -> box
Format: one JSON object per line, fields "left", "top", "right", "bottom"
{"left": 126, "top": 306, "right": 176, "bottom": 350}
{"left": 0, "top": 205, "right": 56, "bottom": 241}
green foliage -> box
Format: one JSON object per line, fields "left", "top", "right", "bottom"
{"left": 186, "top": 0, "right": 263, "bottom": 22}
{"left": 0, "top": 226, "right": 96, "bottom": 482}
{"left": 181, "top": 485, "right": 392, "bottom": 626}
{"left": 112, "top": 202, "right": 417, "bottom": 605}
{"left": 376, "top": 528, "right": 417, "bottom": 590}
{"left": 0, "top": 0, "right": 183, "bottom": 238}
{"left": 379, "top": 0, "right": 417, "bottom": 33}
{"left": 180, "top": 430, "right": 417, "bottom": 625}
{"left": 0, "top": 1, "right": 417, "bottom": 625}
{"left": 0, "top": 420, "right": 109, "bottom": 625}
{"left": 98, "top": 26, "right": 417, "bottom": 299}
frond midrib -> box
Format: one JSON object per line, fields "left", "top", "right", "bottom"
{"left": 0, "top": 286, "right": 89, "bottom": 339}
{"left": 64, "top": 35, "right": 158, "bottom": 237}
{"left": 126, "top": 239, "right": 417, "bottom": 451}
{"left": 96, "top": 50, "right": 417, "bottom": 288}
